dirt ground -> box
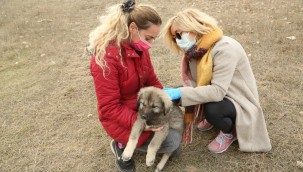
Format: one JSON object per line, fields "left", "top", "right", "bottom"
{"left": 1, "top": 0, "right": 302, "bottom": 171}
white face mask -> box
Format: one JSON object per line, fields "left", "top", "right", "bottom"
{"left": 176, "top": 32, "right": 196, "bottom": 52}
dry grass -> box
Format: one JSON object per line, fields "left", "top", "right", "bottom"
{"left": 0, "top": 0, "right": 302, "bottom": 171}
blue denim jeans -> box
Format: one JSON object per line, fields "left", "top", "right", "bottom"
{"left": 135, "top": 129, "right": 182, "bottom": 157}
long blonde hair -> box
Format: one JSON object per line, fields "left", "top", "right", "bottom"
{"left": 87, "top": 1, "right": 161, "bottom": 72}
{"left": 163, "top": 8, "right": 219, "bottom": 54}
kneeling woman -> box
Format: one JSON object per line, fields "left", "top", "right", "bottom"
{"left": 162, "top": 8, "right": 272, "bottom": 153}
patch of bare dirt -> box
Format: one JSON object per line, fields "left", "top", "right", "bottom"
{"left": 0, "top": 0, "right": 302, "bottom": 171}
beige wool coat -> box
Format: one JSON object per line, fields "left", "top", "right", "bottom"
{"left": 179, "top": 36, "right": 272, "bottom": 152}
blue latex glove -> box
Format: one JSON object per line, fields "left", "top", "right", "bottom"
{"left": 163, "top": 88, "right": 181, "bottom": 100}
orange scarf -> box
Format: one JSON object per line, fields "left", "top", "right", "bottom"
{"left": 181, "top": 27, "right": 223, "bottom": 144}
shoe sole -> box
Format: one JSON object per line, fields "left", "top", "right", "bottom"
{"left": 197, "top": 125, "right": 214, "bottom": 132}
{"left": 208, "top": 137, "right": 237, "bottom": 154}
{"left": 109, "top": 140, "right": 121, "bottom": 171}
{"left": 110, "top": 140, "right": 116, "bottom": 156}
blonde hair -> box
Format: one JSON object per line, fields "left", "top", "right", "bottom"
{"left": 163, "top": 8, "right": 219, "bottom": 54}
{"left": 87, "top": 2, "right": 161, "bottom": 73}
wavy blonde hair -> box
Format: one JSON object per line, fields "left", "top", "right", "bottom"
{"left": 163, "top": 8, "right": 219, "bottom": 54}
{"left": 87, "top": 2, "right": 161, "bottom": 73}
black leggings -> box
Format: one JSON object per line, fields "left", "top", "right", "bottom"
{"left": 204, "top": 98, "right": 236, "bottom": 133}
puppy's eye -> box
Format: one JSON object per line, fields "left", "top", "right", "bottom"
{"left": 152, "top": 105, "right": 160, "bottom": 113}
{"left": 140, "top": 102, "right": 145, "bottom": 109}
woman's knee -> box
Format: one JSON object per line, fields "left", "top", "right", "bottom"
{"left": 204, "top": 103, "right": 220, "bottom": 121}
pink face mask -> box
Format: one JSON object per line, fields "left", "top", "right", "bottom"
{"left": 130, "top": 29, "right": 152, "bottom": 51}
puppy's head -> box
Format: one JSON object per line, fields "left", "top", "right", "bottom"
{"left": 137, "top": 86, "right": 172, "bottom": 125}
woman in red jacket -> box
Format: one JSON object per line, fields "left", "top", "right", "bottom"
{"left": 87, "top": 1, "right": 182, "bottom": 171}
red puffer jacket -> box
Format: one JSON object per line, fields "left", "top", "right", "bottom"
{"left": 90, "top": 41, "right": 163, "bottom": 147}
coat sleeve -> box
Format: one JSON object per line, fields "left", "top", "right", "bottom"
{"left": 180, "top": 40, "right": 241, "bottom": 106}
{"left": 90, "top": 57, "right": 137, "bottom": 130}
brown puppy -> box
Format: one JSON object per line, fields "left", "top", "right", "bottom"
{"left": 122, "top": 86, "right": 184, "bottom": 172}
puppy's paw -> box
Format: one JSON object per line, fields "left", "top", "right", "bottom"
{"left": 146, "top": 153, "right": 156, "bottom": 166}
{"left": 146, "top": 159, "right": 155, "bottom": 167}
{"left": 155, "top": 168, "right": 161, "bottom": 172}
{"left": 121, "top": 152, "right": 132, "bottom": 161}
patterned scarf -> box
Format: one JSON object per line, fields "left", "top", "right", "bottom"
{"left": 182, "top": 27, "right": 223, "bottom": 144}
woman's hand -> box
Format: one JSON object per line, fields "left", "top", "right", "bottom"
{"left": 163, "top": 88, "right": 181, "bottom": 100}
{"left": 144, "top": 126, "right": 163, "bottom": 132}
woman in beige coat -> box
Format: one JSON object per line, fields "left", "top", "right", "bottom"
{"left": 162, "top": 9, "right": 272, "bottom": 153}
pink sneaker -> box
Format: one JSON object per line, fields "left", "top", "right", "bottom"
{"left": 197, "top": 119, "right": 213, "bottom": 131}
{"left": 208, "top": 130, "right": 237, "bottom": 153}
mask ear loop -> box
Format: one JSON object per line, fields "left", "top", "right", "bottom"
{"left": 130, "top": 31, "right": 135, "bottom": 42}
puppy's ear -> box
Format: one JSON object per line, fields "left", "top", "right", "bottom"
{"left": 162, "top": 95, "right": 172, "bottom": 115}
{"left": 161, "top": 100, "right": 166, "bottom": 116}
